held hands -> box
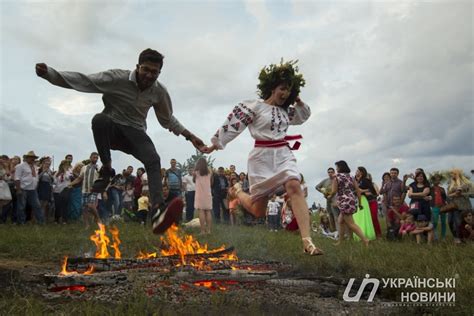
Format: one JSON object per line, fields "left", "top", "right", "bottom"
{"left": 201, "top": 144, "right": 217, "bottom": 154}
{"left": 35, "top": 63, "right": 48, "bottom": 77}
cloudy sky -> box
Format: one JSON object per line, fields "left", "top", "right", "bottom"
{"left": 1, "top": 0, "right": 472, "bottom": 205}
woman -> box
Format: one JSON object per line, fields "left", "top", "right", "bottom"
{"left": 53, "top": 160, "right": 72, "bottom": 224}
{"left": 239, "top": 172, "right": 250, "bottom": 193}
{"left": 67, "top": 162, "right": 84, "bottom": 220}
{"left": 356, "top": 167, "right": 381, "bottom": 238}
{"left": 380, "top": 172, "right": 391, "bottom": 228}
{"left": 37, "top": 156, "right": 54, "bottom": 221}
{"left": 429, "top": 173, "right": 447, "bottom": 240}
{"left": 193, "top": 158, "right": 213, "bottom": 234}
{"left": 331, "top": 161, "right": 369, "bottom": 246}
{"left": 407, "top": 170, "right": 431, "bottom": 222}
{"left": 205, "top": 60, "right": 322, "bottom": 255}
{"left": 447, "top": 169, "right": 473, "bottom": 243}
{"left": 134, "top": 167, "right": 145, "bottom": 211}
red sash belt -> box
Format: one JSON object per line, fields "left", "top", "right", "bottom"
{"left": 254, "top": 135, "right": 302, "bottom": 150}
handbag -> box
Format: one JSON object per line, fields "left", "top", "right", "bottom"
{"left": 440, "top": 202, "right": 458, "bottom": 213}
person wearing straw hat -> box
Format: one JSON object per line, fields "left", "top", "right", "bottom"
{"left": 14, "top": 150, "right": 44, "bottom": 224}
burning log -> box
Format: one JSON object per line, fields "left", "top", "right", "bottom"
{"left": 44, "top": 271, "right": 128, "bottom": 291}
{"left": 66, "top": 247, "right": 236, "bottom": 272}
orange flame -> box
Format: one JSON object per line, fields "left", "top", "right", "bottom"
{"left": 109, "top": 226, "right": 121, "bottom": 259}
{"left": 60, "top": 256, "right": 94, "bottom": 275}
{"left": 90, "top": 223, "right": 111, "bottom": 259}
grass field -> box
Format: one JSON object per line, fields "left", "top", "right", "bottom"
{"left": 0, "top": 215, "right": 473, "bottom": 315}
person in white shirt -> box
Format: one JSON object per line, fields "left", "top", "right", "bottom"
{"left": 14, "top": 151, "right": 44, "bottom": 224}
{"left": 182, "top": 167, "right": 196, "bottom": 222}
{"left": 266, "top": 195, "right": 280, "bottom": 231}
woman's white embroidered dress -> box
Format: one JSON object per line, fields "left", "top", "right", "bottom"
{"left": 211, "top": 100, "right": 311, "bottom": 201}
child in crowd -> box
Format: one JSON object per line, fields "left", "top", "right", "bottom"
{"left": 266, "top": 195, "right": 280, "bottom": 231}
{"left": 319, "top": 213, "right": 338, "bottom": 240}
{"left": 122, "top": 182, "right": 135, "bottom": 214}
{"left": 410, "top": 214, "right": 434, "bottom": 244}
{"left": 137, "top": 190, "right": 150, "bottom": 225}
{"left": 459, "top": 210, "right": 474, "bottom": 242}
{"left": 399, "top": 214, "right": 416, "bottom": 238}
{"left": 228, "top": 177, "right": 241, "bottom": 226}
{"left": 281, "top": 195, "right": 299, "bottom": 231}
{"left": 193, "top": 158, "right": 212, "bottom": 235}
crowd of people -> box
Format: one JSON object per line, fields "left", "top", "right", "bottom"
{"left": 1, "top": 150, "right": 472, "bottom": 245}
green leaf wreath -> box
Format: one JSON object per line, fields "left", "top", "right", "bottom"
{"left": 257, "top": 59, "right": 306, "bottom": 110}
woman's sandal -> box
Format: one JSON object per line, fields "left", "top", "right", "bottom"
{"left": 302, "top": 237, "right": 324, "bottom": 256}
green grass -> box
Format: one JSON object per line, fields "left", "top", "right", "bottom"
{"left": 0, "top": 217, "right": 473, "bottom": 315}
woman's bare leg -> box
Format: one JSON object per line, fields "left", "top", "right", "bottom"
{"left": 198, "top": 209, "right": 206, "bottom": 234}
{"left": 234, "top": 188, "right": 268, "bottom": 218}
{"left": 335, "top": 213, "right": 345, "bottom": 245}
{"left": 205, "top": 210, "right": 212, "bottom": 234}
{"left": 285, "top": 179, "right": 323, "bottom": 254}
{"left": 344, "top": 214, "right": 369, "bottom": 246}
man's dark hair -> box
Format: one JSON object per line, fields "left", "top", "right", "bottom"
{"left": 327, "top": 167, "right": 335, "bottom": 172}
{"left": 65, "top": 154, "right": 72, "bottom": 159}
{"left": 139, "top": 48, "right": 164, "bottom": 66}
{"left": 90, "top": 152, "right": 99, "bottom": 157}
{"left": 218, "top": 167, "right": 225, "bottom": 171}
{"left": 335, "top": 160, "right": 351, "bottom": 173}
{"left": 390, "top": 168, "right": 399, "bottom": 174}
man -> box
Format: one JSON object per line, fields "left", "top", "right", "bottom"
{"left": 164, "top": 159, "right": 182, "bottom": 201}
{"left": 123, "top": 166, "right": 136, "bottom": 186}
{"left": 65, "top": 154, "right": 73, "bottom": 164}
{"left": 35, "top": 48, "right": 205, "bottom": 233}
{"left": 211, "top": 167, "right": 229, "bottom": 224}
{"left": 315, "top": 168, "right": 338, "bottom": 232}
{"left": 182, "top": 166, "right": 196, "bottom": 222}
{"left": 380, "top": 168, "right": 406, "bottom": 208}
{"left": 14, "top": 151, "right": 44, "bottom": 224}
{"left": 229, "top": 165, "right": 236, "bottom": 175}
{"left": 68, "top": 152, "right": 101, "bottom": 227}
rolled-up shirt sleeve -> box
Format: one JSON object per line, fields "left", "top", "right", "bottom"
{"left": 153, "top": 86, "right": 185, "bottom": 136}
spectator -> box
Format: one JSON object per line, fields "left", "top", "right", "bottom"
{"left": 410, "top": 214, "right": 434, "bottom": 244}
{"left": 211, "top": 167, "right": 229, "bottom": 224}
{"left": 53, "top": 160, "right": 72, "bottom": 224}
{"left": 228, "top": 177, "right": 240, "bottom": 226}
{"left": 356, "top": 166, "right": 382, "bottom": 238}
{"left": 319, "top": 213, "right": 338, "bottom": 240}
{"left": 387, "top": 195, "right": 410, "bottom": 229}
{"left": 122, "top": 182, "right": 135, "bottom": 214}
{"left": 407, "top": 170, "right": 432, "bottom": 221}
{"left": 108, "top": 172, "right": 124, "bottom": 219}
{"left": 379, "top": 172, "right": 391, "bottom": 228}
{"left": 65, "top": 154, "right": 73, "bottom": 165}
{"left": 380, "top": 168, "right": 405, "bottom": 208}
{"left": 0, "top": 155, "right": 12, "bottom": 209}
{"left": 68, "top": 152, "right": 100, "bottom": 228}
{"left": 137, "top": 190, "right": 150, "bottom": 225}
{"left": 194, "top": 158, "right": 213, "bottom": 234}
{"left": 447, "top": 169, "right": 473, "bottom": 243}
{"left": 123, "top": 166, "right": 135, "bottom": 186}
{"left": 134, "top": 167, "right": 145, "bottom": 210}
{"left": 182, "top": 166, "right": 196, "bottom": 222}
{"left": 459, "top": 210, "right": 473, "bottom": 242}
{"left": 68, "top": 162, "right": 84, "bottom": 220}
{"left": 332, "top": 160, "right": 369, "bottom": 246}
{"left": 266, "top": 195, "right": 280, "bottom": 231}
{"left": 164, "top": 158, "right": 183, "bottom": 202}
{"left": 430, "top": 173, "right": 447, "bottom": 240}
{"left": 239, "top": 172, "right": 249, "bottom": 193}
{"left": 399, "top": 214, "right": 416, "bottom": 238}
{"left": 315, "top": 167, "right": 338, "bottom": 232}
{"left": 14, "top": 151, "right": 44, "bottom": 224}
{"left": 37, "top": 156, "right": 54, "bottom": 221}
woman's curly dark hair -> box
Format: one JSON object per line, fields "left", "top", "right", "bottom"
{"left": 257, "top": 59, "right": 306, "bottom": 111}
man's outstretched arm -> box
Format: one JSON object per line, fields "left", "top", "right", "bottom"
{"left": 35, "top": 63, "right": 116, "bottom": 93}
